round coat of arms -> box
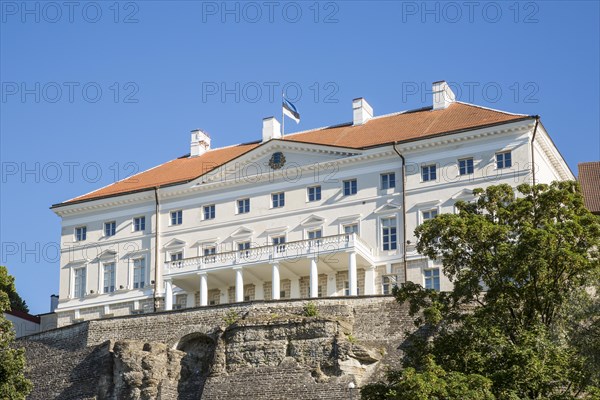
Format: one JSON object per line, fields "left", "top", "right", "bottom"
{"left": 269, "top": 152, "right": 286, "bottom": 170}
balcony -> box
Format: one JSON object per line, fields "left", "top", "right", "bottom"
{"left": 164, "top": 233, "right": 373, "bottom": 277}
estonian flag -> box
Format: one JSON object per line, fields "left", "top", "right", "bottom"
{"left": 282, "top": 98, "right": 300, "bottom": 124}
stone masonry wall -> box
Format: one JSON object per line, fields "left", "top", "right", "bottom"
{"left": 19, "top": 296, "right": 414, "bottom": 400}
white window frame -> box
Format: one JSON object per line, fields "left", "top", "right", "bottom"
{"left": 424, "top": 267, "right": 441, "bottom": 291}
{"left": 203, "top": 245, "right": 217, "bottom": 264}
{"left": 103, "top": 262, "right": 116, "bottom": 294}
{"left": 458, "top": 157, "right": 474, "bottom": 176}
{"left": 342, "top": 179, "right": 357, "bottom": 196}
{"left": 236, "top": 198, "right": 250, "bottom": 214}
{"left": 203, "top": 204, "right": 216, "bottom": 220}
{"left": 170, "top": 210, "right": 183, "bottom": 226}
{"left": 237, "top": 241, "right": 251, "bottom": 258}
{"left": 380, "top": 172, "right": 396, "bottom": 190}
{"left": 132, "top": 257, "right": 146, "bottom": 289}
{"left": 104, "top": 221, "right": 116, "bottom": 237}
{"left": 307, "top": 228, "right": 323, "bottom": 247}
{"left": 307, "top": 185, "right": 322, "bottom": 202}
{"left": 271, "top": 192, "right": 285, "bottom": 208}
{"left": 74, "top": 226, "right": 87, "bottom": 242}
{"left": 421, "top": 164, "right": 437, "bottom": 182}
{"left": 419, "top": 207, "right": 441, "bottom": 225}
{"left": 133, "top": 216, "right": 146, "bottom": 232}
{"left": 271, "top": 235, "right": 286, "bottom": 253}
{"left": 380, "top": 216, "right": 398, "bottom": 252}
{"left": 73, "top": 267, "right": 87, "bottom": 298}
{"left": 496, "top": 151, "right": 512, "bottom": 169}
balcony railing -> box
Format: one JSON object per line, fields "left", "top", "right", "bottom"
{"left": 165, "top": 233, "right": 372, "bottom": 274}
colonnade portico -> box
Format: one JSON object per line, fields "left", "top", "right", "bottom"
{"left": 163, "top": 247, "right": 375, "bottom": 311}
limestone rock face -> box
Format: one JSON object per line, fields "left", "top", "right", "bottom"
{"left": 21, "top": 297, "right": 410, "bottom": 400}
{"left": 99, "top": 340, "right": 185, "bottom": 400}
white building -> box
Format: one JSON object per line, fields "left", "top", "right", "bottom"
{"left": 51, "top": 81, "right": 573, "bottom": 327}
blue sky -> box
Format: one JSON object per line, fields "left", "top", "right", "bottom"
{"left": 1, "top": 1, "right": 599, "bottom": 314}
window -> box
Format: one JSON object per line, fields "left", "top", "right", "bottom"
{"left": 170, "top": 252, "right": 183, "bottom": 261}
{"left": 381, "top": 173, "right": 396, "bottom": 190}
{"left": 238, "top": 242, "right": 251, "bottom": 258}
{"left": 343, "top": 179, "right": 357, "bottom": 196}
{"left": 133, "top": 258, "right": 145, "bottom": 289}
{"left": 74, "top": 267, "right": 86, "bottom": 297}
{"left": 237, "top": 199, "right": 250, "bottom": 214}
{"left": 496, "top": 151, "right": 512, "bottom": 169}
{"left": 459, "top": 158, "right": 474, "bottom": 175}
{"left": 382, "top": 217, "right": 398, "bottom": 251}
{"left": 75, "top": 226, "right": 87, "bottom": 242}
{"left": 170, "top": 210, "right": 183, "bottom": 225}
{"left": 280, "top": 290, "right": 286, "bottom": 298}
{"left": 344, "top": 224, "right": 358, "bottom": 241}
{"left": 424, "top": 268, "right": 440, "bottom": 291}
{"left": 307, "top": 186, "right": 321, "bottom": 202}
{"left": 103, "top": 263, "right": 115, "bottom": 293}
{"left": 422, "top": 209, "right": 438, "bottom": 221}
{"left": 382, "top": 276, "right": 392, "bottom": 295}
{"left": 318, "top": 286, "right": 323, "bottom": 298}
{"left": 203, "top": 246, "right": 216, "bottom": 263}
{"left": 104, "top": 221, "right": 116, "bottom": 237}
{"left": 308, "top": 229, "right": 322, "bottom": 246}
{"left": 272, "top": 192, "right": 285, "bottom": 208}
{"left": 421, "top": 165, "right": 437, "bottom": 182}
{"left": 133, "top": 216, "right": 145, "bottom": 232}
{"left": 344, "top": 281, "right": 360, "bottom": 296}
{"left": 272, "top": 236, "right": 286, "bottom": 253}
{"left": 203, "top": 205, "right": 215, "bottom": 220}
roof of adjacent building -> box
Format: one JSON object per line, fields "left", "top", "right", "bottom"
{"left": 5, "top": 309, "right": 41, "bottom": 324}
{"left": 54, "top": 102, "right": 531, "bottom": 207}
{"left": 578, "top": 161, "right": 600, "bottom": 214}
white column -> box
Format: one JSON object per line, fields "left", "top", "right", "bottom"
{"left": 309, "top": 258, "right": 318, "bottom": 298}
{"left": 165, "top": 280, "right": 173, "bottom": 311}
{"left": 186, "top": 291, "right": 196, "bottom": 308}
{"left": 326, "top": 273, "right": 337, "bottom": 297}
{"left": 234, "top": 267, "right": 244, "bottom": 302}
{"left": 290, "top": 278, "right": 300, "bottom": 299}
{"left": 199, "top": 273, "right": 208, "bottom": 306}
{"left": 348, "top": 252, "right": 357, "bottom": 296}
{"left": 272, "top": 263, "right": 281, "bottom": 300}
{"left": 364, "top": 266, "right": 376, "bottom": 295}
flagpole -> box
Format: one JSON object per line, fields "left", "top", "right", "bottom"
{"left": 281, "top": 91, "right": 285, "bottom": 138}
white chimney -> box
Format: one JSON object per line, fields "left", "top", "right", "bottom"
{"left": 262, "top": 117, "right": 281, "bottom": 142}
{"left": 352, "top": 98, "right": 373, "bottom": 125}
{"left": 190, "top": 129, "right": 211, "bottom": 157}
{"left": 432, "top": 81, "right": 456, "bottom": 110}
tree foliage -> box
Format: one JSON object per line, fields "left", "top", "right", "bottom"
{"left": 0, "top": 267, "right": 28, "bottom": 313}
{"left": 362, "top": 182, "right": 600, "bottom": 399}
{"left": 0, "top": 266, "right": 32, "bottom": 399}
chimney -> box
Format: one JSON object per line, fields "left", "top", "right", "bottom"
{"left": 262, "top": 117, "right": 281, "bottom": 142}
{"left": 352, "top": 98, "right": 373, "bottom": 125}
{"left": 50, "top": 294, "right": 58, "bottom": 313}
{"left": 190, "top": 129, "right": 211, "bottom": 157}
{"left": 432, "top": 81, "right": 456, "bottom": 110}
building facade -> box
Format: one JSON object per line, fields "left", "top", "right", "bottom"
{"left": 51, "top": 81, "right": 573, "bottom": 327}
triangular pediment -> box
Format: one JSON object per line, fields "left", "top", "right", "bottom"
{"left": 451, "top": 189, "right": 474, "bottom": 200}
{"left": 230, "top": 226, "right": 254, "bottom": 238}
{"left": 163, "top": 239, "right": 187, "bottom": 249}
{"left": 195, "top": 141, "right": 361, "bottom": 185}
{"left": 373, "top": 202, "right": 402, "bottom": 214}
{"left": 96, "top": 249, "right": 118, "bottom": 260}
{"left": 300, "top": 214, "right": 325, "bottom": 227}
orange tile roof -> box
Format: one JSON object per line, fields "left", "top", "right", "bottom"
{"left": 55, "top": 102, "right": 530, "bottom": 207}
{"left": 578, "top": 161, "right": 600, "bottom": 214}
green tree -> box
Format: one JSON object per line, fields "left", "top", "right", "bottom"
{"left": 0, "top": 266, "right": 32, "bottom": 399}
{"left": 362, "top": 182, "right": 600, "bottom": 399}
{"left": 0, "top": 267, "right": 28, "bottom": 313}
